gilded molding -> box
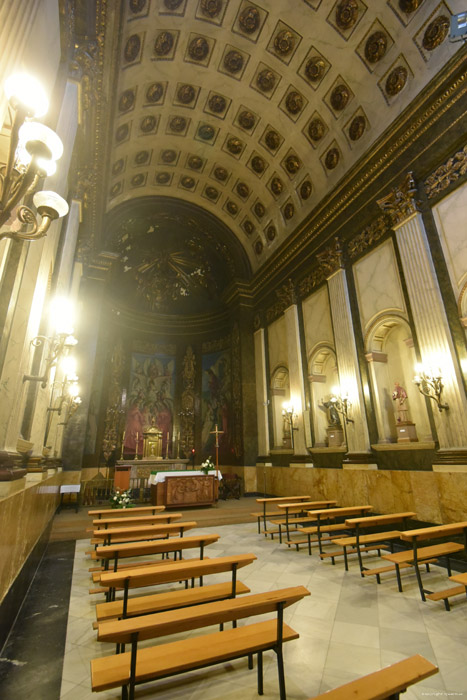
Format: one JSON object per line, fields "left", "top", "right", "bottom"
{"left": 347, "top": 215, "right": 390, "bottom": 259}
{"left": 180, "top": 345, "right": 196, "bottom": 454}
{"left": 316, "top": 237, "right": 344, "bottom": 277}
{"left": 297, "top": 267, "right": 326, "bottom": 299}
{"left": 202, "top": 335, "right": 230, "bottom": 352}
{"left": 424, "top": 144, "right": 467, "bottom": 199}
{"left": 266, "top": 278, "right": 296, "bottom": 323}
{"left": 102, "top": 339, "right": 125, "bottom": 461}
{"left": 376, "top": 172, "right": 420, "bottom": 226}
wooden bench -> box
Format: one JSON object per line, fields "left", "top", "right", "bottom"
{"left": 272, "top": 500, "right": 337, "bottom": 543}
{"left": 332, "top": 512, "right": 416, "bottom": 573}
{"left": 91, "top": 521, "right": 197, "bottom": 546}
{"left": 89, "top": 505, "right": 165, "bottom": 519}
{"left": 383, "top": 522, "right": 467, "bottom": 609}
{"left": 309, "top": 654, "right": 438, "bottom": 699}
{"left": 91, "top": 586, "right": 310, "bottom": 700}
{"left": 255, "top": 496, "right": 311, "bottom": 534}
{"left": 92, "top": 513, "right": 182, "bottom": 530}
{"left": 95, "top": 553, "right": 256, "bottom": 622}
{"left": 293, "top": 506, "right": 373, "bottom": 557}
{"left": 447, "top": 571, "right": 467, "bottom": 610}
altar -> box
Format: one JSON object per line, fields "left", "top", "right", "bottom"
{"left": 148, "top": 470, "right": 222, "bottom": 508}
{"left": 114, "top": 459, "right": 190, "bottom": 491}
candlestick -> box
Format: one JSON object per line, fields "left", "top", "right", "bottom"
{"left": 135, "top": 432, "right": 139, "bottom": 459}
{"left": 120, "top": 430, "right": 126, "bottom": 459}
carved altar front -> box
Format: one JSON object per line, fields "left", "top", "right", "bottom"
{"left": 150, "top": 472, "right": 219, "bottom": 508}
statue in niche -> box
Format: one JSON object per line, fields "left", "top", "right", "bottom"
{"left": 320, "top": 399, "right": 342, "bottom": 427}
{"left": 392, "top": 381, "right": 410, "bottom": 423}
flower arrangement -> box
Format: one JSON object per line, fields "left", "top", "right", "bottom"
{"left": 200, "top": 457, "right": 215, "bottom": 474}
{"left": 109, "top": 488, "right": 134, "bottom": 509}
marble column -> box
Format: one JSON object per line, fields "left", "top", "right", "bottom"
{"left": 378, "top": 173, "right": 467, "bottom": 462}
{"left": 283, "top": 304, "right": 307, "bottom": 456}
{"left": 254, "top": 327, "right": 270, "bottom": 456}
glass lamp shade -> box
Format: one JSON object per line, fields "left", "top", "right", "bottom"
{"left": 36, "top": 157, "right": 57, "bottom": 177}
{"left": 4, "top": 74, "right": 49, "bottom": 118}
{"left": 33, "top": 191, "right": 69, "bottom": 219}
{"left": 68, "top": 383, "right": 80, "bottom": 399}
{"left": 18, "top": 122, "right": 63, "bottom": 161}
{"left": 49, "top": 297, "right": 75, "bottom": 336}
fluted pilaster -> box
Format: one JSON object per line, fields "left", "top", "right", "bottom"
{"left": 254, "top": 328, "right": 270, "bottom": 455}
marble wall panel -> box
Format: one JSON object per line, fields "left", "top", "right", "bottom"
{"left": 436, "top": 472, "right": 467, "bottom": 522}
{"left": 365, "top": 470, "right": 396, "bottom": 514}
{"left": 267, "top": 315, "right": 288, "bottom": 376}
{"left": 353, "top": 240, "right": 406, "bottom": 334}
{"left": 432, "top": 182, "right": 467, "bottom": 303}
{"left": 409, "top": 470, "right": 442, "bottom": 523}
{"left": 390, "top": 470, "right": 414, "bottom": 513}
{"left": 302, "top": 285, "right": 334, "bottom": 358}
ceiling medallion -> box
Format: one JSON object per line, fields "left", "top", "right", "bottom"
{"left": 300, "top": 180, "right": 312, "bottom": 200}
{"left": 226, "top": 200, "right": 238, "bottom": 215}
{"left": 330, "top": 84, "right": 350, "bottom": 111}
{"left": 164, "top": 0, "right": 184, "bottom": 9}
{"left": 214, "top": 166, "right": 228, "bottom": 181}
{"left": 238, "top": 110, "right": 256, "bottom": 129}
{"left": 227, "top": 137, "right": 243, "bottom": 155}
{"left": 274, "top": 30, "right": 295, "bottom": 56}
{"left": 110, "top": 182, "right": 122, "bottom": 197}
{"left": 146, "top": 83, "right": 164, "bottom": 103}
{"left": 198, "top": 124, "right": 215, "bottom": 140}
{"left": 308, "top": 118, "right": 325, "bottom": 142}
{"left": 161, "top": 149, "right": 177, "bottom": 163}
{"left": 141, "top": 115, "right": 157, "bottom": 133}
{"left": 283, "top": 202, "right": 294, "bottom": 220}
{"left": 205, "top": 186, "right": 219, "bottom": 200}
{"left": 189, "top": 36, "right": 210, "bottom": 61}
{"left": 365, "top": 31, "right": 387, "bottom": 63}
{"left": 349, "top": 115, "right": 366, "bottom": 140}
{"left": 236, "top": 182, "right": 250, "bottom": 198}
{"left": 265, "top": 130, "right": 281, "bottom": 150}
{"left": 256, "top": 69, "right": 276, "bottom": 92}
{"left": 155, "top": 172, "right": 171, "bottom": 184}
{"left": 154, "top": 31, "right": 174, "bottom": 56}
{"left": 254, "top": 202, "right": 265, "bottom": 218}
{"left": 181, "top": 176, "right": 195, "bottom": 188}
{"left": 266, "top": 225, "right": 276, "bottom": 241}
{"left": 112, "top": 159, "right": 124, "bottom": 176}
{"left": 239, "top": 7, "right": 261, "bottom": 34}
{"left": 208, "top": 94, "right": 227, "bottom": 113}
{"left": 223, "top": 50, "right": 244, "bottom": 73}
{"left": 118, "top": 89, "right": 135, "bottom": 112}
{"left": 135, "top": 150, "right": 149, "bottom": 165}
{"left": 243, "top": 219, "right": 255, "bottom": 235}
{"left": 271, "top": 177, "right": 283, "bottom": 196}
{"left": 177, "top": 84, "right": 196, "bottom": 104}
{"left": 115, "top": 124, "right": 129, "bottom": 142}
{"left": 325, "top": 148, "right": 340, "bottom": 170}
{"left": 130, "top": 0, "right": 146, "bottom": 13}
{"left": 251, "top": 156, "right": 265, "bottom": 173}
{"left": 385, "top": 66, "right": 408, "bottom": 96}
{"left": 200, "top": 0, "right": 222, "bottom": 18}
{"left": 335, "top": 0, "right": 359, "bottom": 30}
{"left": 255, "top": 240, "right": 264, "bottom": 254}
{"left": 187, "top": 155, "right": 203, "bottom": 170}
{"left": 285, "top": 91, "right": 303, "bottom": 115}
{"left": 131, "top": 173, "right": 145, "bottom": 187}
{"left": 169, "top": 116, "right": 186, "bottom": 132}
{"left": 305, "top": 57, "right": 325, "bottom": 82}
{"left": 422, "top": 16, "right": 450, "bottom": 51}
{"left": 124, "top": 34, "right": 141, "bottom": 63}
{"left": 399, "top": 0, "right": 423, "bottom": 12}
{"left": 285, "top": 154, "right": 301, "bottom": 174}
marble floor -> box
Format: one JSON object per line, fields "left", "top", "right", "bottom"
{"left": 60, "top": 522, "right": 467, "bottom": 700}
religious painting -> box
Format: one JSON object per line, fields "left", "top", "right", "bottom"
{"left": 201, "top": 350, "right": 232, "bottom": 461}
{"left": 123, "top": 352, "right": 175, "bottom": 457}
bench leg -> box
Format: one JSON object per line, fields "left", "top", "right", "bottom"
{"left": 307, "top": 534, "right": 312, "bottom": 557}
{"left": 413, "top": 562, "right": 426, "bottom": 602}
{"left": 276, "top": 646, "right": 287, "bottom": 700}
{"left": 257, "top": 651, "right": 263, "bottom": 695}
{"left": 343, "top": 547, "right": 348, "bottom": 571}
{"left": 248, "top": 653, "right": 253, "bottom": 670}
{"left": 395, "top": 564, "right": 403, "bottom": 593}
{"left": 257, "top": 517, "right": 261, "bottom": 535}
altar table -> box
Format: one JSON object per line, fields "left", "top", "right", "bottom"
{"left": 148, "top": 471, "right": 222, "bottom": 508}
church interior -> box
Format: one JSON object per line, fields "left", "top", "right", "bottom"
{"left": 1, "top": 0, "right": 467, "bottom": 697}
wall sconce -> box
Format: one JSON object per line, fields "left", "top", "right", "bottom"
{"left": 330, "top": 389, "right": 354, "bottom": 425}
{"left": 413, "top": 365, "right": 449, "bottom": 412}
{"left": 43, "top": 367, "right": 81, "bottom": 447}
{"left": 0, "top": 74, "right": 69, "bottom": 241}
{"left": 282, "top": 402, "right": 298, "bottom": 449}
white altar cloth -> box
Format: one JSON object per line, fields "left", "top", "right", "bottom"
{"left": 148, "top": 470, "right": 222, "bottom": 486}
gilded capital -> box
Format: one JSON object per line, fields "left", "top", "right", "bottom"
{"left": 377, "top": 172, "right": 420, "bottom": 227}
{"left": 317, "top": 237, "right": 344, "bottom": 278}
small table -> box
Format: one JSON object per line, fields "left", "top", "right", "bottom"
{"left": 58, "top": 484, "right": 81, "bottom": 513}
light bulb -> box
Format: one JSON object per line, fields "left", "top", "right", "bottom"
{"left": 4, "top": 73, "right": 49, "bottom": 118}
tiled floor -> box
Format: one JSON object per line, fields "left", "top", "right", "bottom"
{"left": 61, "top": 522, "right": 467, "bottom": 699}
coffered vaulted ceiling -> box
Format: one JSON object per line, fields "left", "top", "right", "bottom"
{"left": 80, "top": 0, "right": 464, "bottom": 274}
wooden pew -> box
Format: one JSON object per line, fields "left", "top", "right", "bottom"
{"left": 272, "top": 500, "right": 337, "bottom": 543}
{"left": 255, "top": 495, "right": 311, "bottom": 535}
{"left": 89, "top": 505, "right": 165, "bottom": 519}
{"left": 96, "top": 553, "right": 256, "bottom": 621}
{"left": 95, "top": 533, "right": 220, "bottom": 575}
{"left": 309, "top": 654, "right": 438, "bottom": 700}
{"left": 382, "top": 522, "right": 467, "bottom": 609}
{"left": 91, "top": 520, "right": 197, "bottom": 546}
{"left": 293, "top": 505, "right": 373, "bottom": 557}
{"left": 92, "top": 513, "right": 182, "bottom": 530}
{"left": 91, "top": 586, "right": 310, "bottom": 700}
{"left": 447, "top": 571, "right": 467, "bottom": 609}
{"left": 332, "top": 512, "right": 416, "bottom": 572}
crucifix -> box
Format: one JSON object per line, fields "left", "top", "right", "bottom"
{"left": 209, "top": 423, "right": 224, "bottom": 479}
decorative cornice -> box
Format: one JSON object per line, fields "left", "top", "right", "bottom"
{"left": 376, "top": 172, "right": 420, "bottom": 227}
{"left": 202, "top": 334, "right": 230, "bottom": 353}
{"left": 316, "top": 237, "right": 345, "bottom": 278}
{"left": 297, "top": 266, "right": 326, "bottom": 299}
{"left": 347, "top": 215, "right": 390, "bottom": 260}
{"left": 424, "top": 143, "right": 467, "bottom": 199}
{"left": 266, "top": 278, "right": 296, "bottom": 324}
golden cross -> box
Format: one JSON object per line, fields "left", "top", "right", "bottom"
{"left": 209, "top": 423, "right": 224, "bottom": 478}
